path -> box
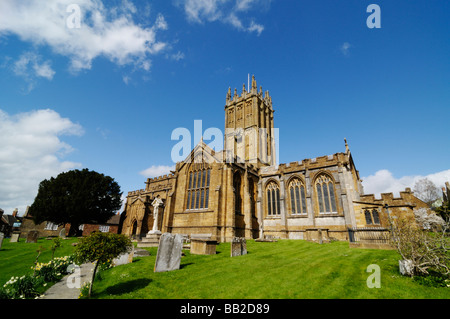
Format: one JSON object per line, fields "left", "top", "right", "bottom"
{"left": 39, "top": 262, "right": 95, "bottom": 299}
{"left": 39, "top": 248, "right": 150, "bottom": 299}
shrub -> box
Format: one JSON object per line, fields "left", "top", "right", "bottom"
{"left": 74, "top": 232, "right": 132, "bottom": 297}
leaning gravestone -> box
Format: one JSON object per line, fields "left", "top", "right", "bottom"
{"left": 10, "top": 232, "right": 20, "bottom": 243}
{"left": 26, "top": 231, "right": 39, "bottom": 243}
{"left": 231, "top": 237, "right": 247, "bottom": 257}
{"left": 154, "top": 233, "right": 183, "bottom": 273}
{"left": 0, "top": 232, "right": 4, "bottom": 250}
{"left": 59, "top": 228, "right": 66, "bottom": 239}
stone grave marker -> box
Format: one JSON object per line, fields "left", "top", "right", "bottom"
{"left": 0, "top": 232, "right": 4, "bottom": 250}
{"left": 10, "top": 232, "right": 20, "bottom": 243}
{"left": 59, "top": 228, "right": 66, "bottom": 238}
{"left": 154, "top": 233, "right": 183, "bottom": 273}
{"left": 231, "top": 237, "right": 247, "bottom": 257}
{"left": 26, "top": 231, "right": 39, "bottom": 243}
{"left": 113, "top": 246, "right": 135, "bottom": 267}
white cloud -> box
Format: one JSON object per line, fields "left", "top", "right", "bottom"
{"left": 181, "top": 0, "right": 269, "bottom": 35}
{"left": 362, "top": 169, "right": 450, "bottom": 198}
{"left": 9, "top": 52, "right": 56, "bottom": 92}
{"left": 0, "top": 0, "right": 169, "bottom": 73}
{"left": 340, "top": 42, "right": 352, "bottom": 56}
{"left": 140, "top": 165, "right": 175, "bottom": 178}
{"left": 168, "top": 51, "right": 185, "bottom": 61}
{"left": 122, "top": 75, "right": 131, "bottom": 85}
{"left": 0, "top": 109, "right": 84, "bottom": 216}
{"left": 247, "top": 21, "right": 264, "bottom": 36}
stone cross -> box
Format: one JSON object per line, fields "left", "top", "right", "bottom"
{"left": 149, "top": 196, "right": 164, "bottom": 234}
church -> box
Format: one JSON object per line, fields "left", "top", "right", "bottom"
{"left": 120, "top": 76, "right": 428, "bottom": 244}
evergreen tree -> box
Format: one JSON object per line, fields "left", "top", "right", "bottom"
{"left": 30, "top": 169, "right": 122, "bottom": 235}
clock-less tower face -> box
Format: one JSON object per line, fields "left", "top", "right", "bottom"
{"left": 224, "top": 76, "right": 276, "bottom": 167}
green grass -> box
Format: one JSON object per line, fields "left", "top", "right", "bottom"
{"left": 0, "top": 237, "right": 79, "bottom": 285}
{"left": 91, "top": 240, "right": 450, "bottom": 299}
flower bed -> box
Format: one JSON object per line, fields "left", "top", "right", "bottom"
{"left": 0, "top": 255, "right": 75, "bottom": 299}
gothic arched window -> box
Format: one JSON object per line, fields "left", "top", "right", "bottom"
{"left": 372, "top": 209, "right": 380, "bottom": 224}
{"left": 365, "top": 210, "right": 373, "bottom": 225}
{"left": 289, "top": 178, "right": 307, "bottom": 215}
{"left": 315, "top": 174, "right": 337, "bottom": 214}
{"left": 364, "top": 209, "right": 381, "bottom": 225}
{"left": 186, "top": 166, "right": 210, "bottom": 210}
{"left": 266, "top": 181, "right": 280, "bottom": 216}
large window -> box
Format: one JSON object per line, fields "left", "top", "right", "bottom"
{"left": 315, "top": 174, "right": 337, "bottom": 214}
{"left": 266, "top": 181, "right": 281, "bottom": 216}
{"left": 289, "top": 178, "right": 307, "bottom": 215}
{"left": 186, "top": 168, "right": 211, "bottom": 210}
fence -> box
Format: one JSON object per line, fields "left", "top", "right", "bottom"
{"left": 348, "top": 227, "right": 394, "bottom": 249}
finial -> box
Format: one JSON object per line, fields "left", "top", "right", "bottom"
{"left": 344, "top": 138, "right": 349, "bottom": 153}
{"left": 251, "top": 75, "right": 257, "bottom": 93}
{"left": 226, "top": 87, "right": 231, "bottom": 101}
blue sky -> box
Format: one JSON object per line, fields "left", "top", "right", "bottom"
{"left": 0, "top": 0, "right": 449, "bottom": 215}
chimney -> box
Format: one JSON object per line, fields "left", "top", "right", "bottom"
{"left": 12, "top": 208, "right": 18, "bottom": 217}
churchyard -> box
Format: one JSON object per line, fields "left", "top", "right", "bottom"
{"left": 0, "top": 235, "right": 449, "bottom": 299}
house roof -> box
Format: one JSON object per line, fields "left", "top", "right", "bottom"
{"left": 107, "top": 214, "right": 121, "bottom": 225}
{"left": 1, "top": 214, "right": 19, "bottom": 226}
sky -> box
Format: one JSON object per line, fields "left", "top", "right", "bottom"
{"left": 0, "top": 0, "right": 449, "bottom": 216}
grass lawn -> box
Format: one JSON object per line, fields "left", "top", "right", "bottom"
{"left": 91, "top": 240, "right": 450, "bottom": 299}
{"left": 0, "top": 237, "right": 79, "bottom": 285}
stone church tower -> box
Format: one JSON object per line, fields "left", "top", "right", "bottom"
{"left": 224, "top": 75, "right": 276, "bottom": 168}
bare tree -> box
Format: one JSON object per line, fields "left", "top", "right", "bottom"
{"left": 390, "top": 214, "right": 450, "bottom": 277}
{"left": 413, "top": 178, "right": 441, "bottom": 206}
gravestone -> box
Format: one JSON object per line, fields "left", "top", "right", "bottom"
{"left": 26, "top": 231, "right": 39, "bottom": 243}
{"left": 231, "top": 237, "right": 247, "bottom": 257}
{"left": 59, "top": 228, "right": 66, "bottom": 238}
{"left": 154, "top": 233, "right": 183, "bottom": 273}
{"left": 10, "top": 232, "right": 20, "bottom": 243}
{"left": 0, "top": 232, "right": 4, "bottom": 250}
{"left": 113, "top": 246, "right": 135, "bottom": 267}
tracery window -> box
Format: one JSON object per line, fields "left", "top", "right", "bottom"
{"left": 266, "top": 181, "right": 281, "bottom": 216}
{"left": 364, "top": 209, "right": 380, "bottom": 225}
{"left": 186, "top": 167, "right": 211, "bottom": 210}
{"left": 315, "top": 174, "right": 337, "bottom": 214}
{"left": 289, "top": 178, "right": 307, "bottom": 215}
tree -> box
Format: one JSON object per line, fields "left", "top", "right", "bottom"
{"left": 29, "top": 169, "right": 122, "bottom": 236}
{"left": 413, "top": 178, "right": 441, "bottom": 207}
{"left": 414, "top": 208, "right": 445, "bottom": 231}
{"left": 390, "top": 213, "right": 450, "bottom": 278}
{"left": 74, "top": 232, "right": 132, "bottom": 297}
